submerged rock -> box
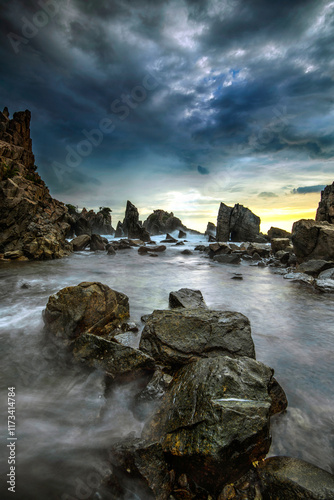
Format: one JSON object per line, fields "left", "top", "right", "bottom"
{"left": 143, "top": 356, "right": 274, "bottom": 495}
{"left": 213, "top": 253, "right": 241, "bottom": 265}
{"left": 43, "top": 282, "right": 129, "bottom": 343}
{"left": 169, "top": 288, "right": 207, "bottom": 309}
{"left": 257, "top": 456, "right": 334, "bottom": 500}
{"left": 139, "top": 309, "right": 255, "bottom": 371}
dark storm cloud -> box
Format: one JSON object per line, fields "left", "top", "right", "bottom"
{"left": 292, "top": 185, "right": 327, "bottom": 194}
{"left": 0, "top": 0, "right": 333, "bottom": 200}
{"left": 197, "top": 165, "right": 210, "bottom": 175}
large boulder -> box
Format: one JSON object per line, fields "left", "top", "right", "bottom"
{"left": 292, "top": 219, "right": 334, "bottom": 262}
{"left": 71, "top": 234, "right": 91, "bottom": 251}
{"left": 90, "top": 233, "right": 106, "bottom": 251}
{"left": 72, "top": 333, "right": 155, "bottom": 380}
{"left": 0, "top": 108, "right": 72, "bottom": 260}
{"left": 316, "top": 181, "right": 334, "bottom": 224}
{"left": 271, "top": 238, "right": 291, "bottom": 254}
{"left": 139, "top": 309, "right": 255, "bottom": 371}
{"left": 205, "top": 221, "right": 216, "bottom": 238}
{"left": 257, "top": 456, "right": 334, "bottom": 500}
{"left": 43, "top": 282, "right": 129, "bottom": 343}
{"left": 216, "top": 202, "right": 260, "bottom": 242}
{"left": 297, "top": 259, "right": 334, "bottom": 277}
{"left": 143, "top": 356, "right": 274, "bottom": 495}
{"left": 143, "top": 209, "right": 187, "bottom": 236}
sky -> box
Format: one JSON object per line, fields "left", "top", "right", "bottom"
{"left": 1, "top": 0, "right": 333, "bottom": 232}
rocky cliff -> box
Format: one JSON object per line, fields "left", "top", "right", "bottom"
{"left": 316, "top": 182, "right": 334, "bottom": 223}
{"left": 216, "top": 202, "right": 260, "bottom": 242}
{"left": 0, "top": 107, "right": 72, "bottom": 260}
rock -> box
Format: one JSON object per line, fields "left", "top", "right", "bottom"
{"left": 114, "top": 220, "right": 124, "bottom": 238}
{"left": 178, "top": 230, "right": 187, "bottom": 238}
{"left": 90, "top": 233, "right": 106, "bottom": 251}
{"left": 213, "top": 254, "right": 241, "bottom": 265}
{"left": 107, "top": 245, "right": 116, "bottom": 255}
{"left": 267, "top": 227, "right": 291, "bottom": 240}
{"left": 268, "top": 377, "right": 288, "bottom": 416}
{"left": 275, "top": 250, "right": 290, "bottom": 265}
{"left": 297, "top": 259, "right": 334, "bottom": 277}
{"left": 72, "top": 333, "right": 155, "bottom": 380}
{"left": 208, "top": 234, "right": 216, "bottom": 242}
{"left": 217, "top": 202, "right": 260, "bottom": 242}
{"left": 70, "top": 206, "right": 114, "bottom": 237}
{"left": 181, "top": 249, "right": 192, "bottom": 255}
{"left": 107, "top": 438, "right": 172, "bottom": 500}
{"left": 72, "top": 234, "right": 91, "bottom": 251}
{"left": 143, "top": 209, "right": 187, "bottom": 236}
{"left": 133, "top": 368, "right": 173, "bottom": 421}
{"left": 148, "top": 245, "right": 166, "bottom": 252}
{"left": 43, "top": 282, "right": 129, "bottom": 343}
{"left": 316, "top": 181, "right": 334, "bottom": 224}
{"left": 139, "top": 309, "right": 255, "bottom": 371}
{"left": 161, "top": 233, "right": 178, "bottom": 243}
{"left": 271, "top": 238, "right": 291, "bottom": 253}
{"left": 283, "top": 272, "right": 314, "bottom": 286}
{"left": 318, "top": 268, "right": 334, "bottom": 280}
{"left": 195, "top": 245, "right": 208, "bottom": 252}
{"left": 111, "top": 239, "right": 132, "bottom": 250}
{"left": 174, "top": 241, "right": 185, "bottom": 246}
{"left": 119, "top": 201, "right": 150, "bottom": 241}
{"left": 205, "top": 222, "right": 216, "bottom": 238}
{"left": 315, "top": 279, "right": 334, "bottom": 293}
{"left": 292, "top": 219, "right": 334, "bottom": 262}
{"left": 231, "top": 274, "right": 243, "bottom": 280}
{"left": 209, "top": 242, "right": 231, "bottom": 256}
{"left": 4, "top": 250, "right": 23, "bottom": 259}
{"left": 0, "top": 108, "right": 72, "bottom": 260}
{"left": 143, "top": 356, "right": 274, "bottom": 495}
{"left": 169, "top": 288, "right": 207, "bottom": 309}
{"left": 257, "top": 456, "right": 334, "bottom": 500}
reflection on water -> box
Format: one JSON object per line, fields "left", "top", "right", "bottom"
{"left": 0, "top": 233, "right": 333, "bottom": 498}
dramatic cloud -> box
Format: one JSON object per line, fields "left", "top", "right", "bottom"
{"left": 0, "top": 0, "right": 333, "bottom": 230}
{"left": 292, "top": 185, "right": 327, "bottom": 194}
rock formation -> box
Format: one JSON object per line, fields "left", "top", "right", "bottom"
{"left": 0, "top": 108, "right": 72, "bottom": 260}
{"left": 316, "top": 181, "right": 334, "bottom": 223}
{"left": 143, "top": 209, "right": 187, "bottom": 236}
{"left": 116, "top": 201, "right": 150, "bottom": 241}
{"left": 292, "top": 219, "right": 334, "bottom": 263}
{"left": 216, "top": 202, "right": 260, "bottom": 242}
{"left": 67, "top": 206, "right": 114, "bottom": 237}
{"left": 267, "top": 226, "right": 291, "bottom": 240}
{"left": 205, "top": 221, "right": 216, "bottom": 237}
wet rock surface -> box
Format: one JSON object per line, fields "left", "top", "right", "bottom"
{"left": 43, "top": 281, "right": 129, "bottom": 343}
{"left": 73, "top": 333, "right": 155, "bottom": 380}
{"left": 257, "top": 456, "right": 334, "bottom": 499}
{"left": 143, "top": 356, "right": 274, "bottom": 495}
{"left": 139, "top": 309, "right": 255, "bottom": 371}
{"left": 169, "top": 288, "right": 207, "bottom": 309}
{"left": 292, "top": 219, "right": 334, "bottom": 262}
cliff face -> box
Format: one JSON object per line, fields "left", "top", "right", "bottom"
{"left": 316, "top": 182, "right": 334, "bottom": 224}
{"left": 216, "top": 203, "right": 260, "bottom": 242}
{"left": 0, "top": 108, "right": 72, "bottom": 260}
